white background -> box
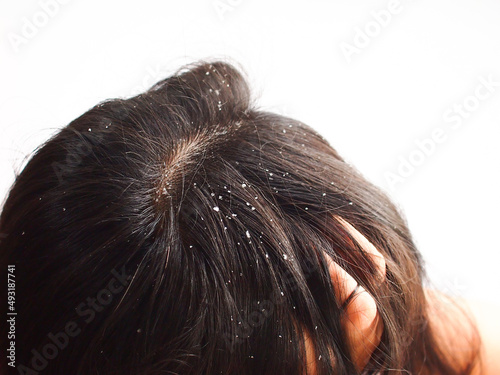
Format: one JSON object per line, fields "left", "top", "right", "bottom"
{"left": 1, "top": 0, "right": 499, "bottom": 303}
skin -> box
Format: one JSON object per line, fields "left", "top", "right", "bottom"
{"left": 305, "top": 217, "right": 386, "bottom": 373}
{"left": 305, "top": 217, "right": 500, "bottom": 374}
{"left": 465, "top": 297, "right": 500, "bottom": 374}
{"left": 425, "top": 289, "right": 500, "bottom": 375}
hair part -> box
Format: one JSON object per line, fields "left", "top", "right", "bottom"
{"left": 0, "top": 60, "right": 480, "bottom": 374}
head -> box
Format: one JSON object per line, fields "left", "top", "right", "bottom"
{"left": 0, "top": 61, "right": 473, "bottom": 374}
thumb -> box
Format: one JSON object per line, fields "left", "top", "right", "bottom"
{"left": 325, "top": 217, "right": 387, "bottom": 371}
{"left": 324, "top": 253, "right": 383, "bottom": 371}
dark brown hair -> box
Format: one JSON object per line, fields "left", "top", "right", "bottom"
{"left": 0, "top": 60, "right": 480, "bottom": 374}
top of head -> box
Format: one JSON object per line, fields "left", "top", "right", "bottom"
{"left": 0, "top": 59, "right": 428, "bottom": 375}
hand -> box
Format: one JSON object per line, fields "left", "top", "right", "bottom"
{"left": 304, "top": 217, "right": 386, "bottom": 373}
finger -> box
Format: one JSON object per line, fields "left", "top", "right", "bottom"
{"left": 334, "top": 216, "right": 386, "bottom": 283}
{"left": 342, "top": 286, "right": 384, "bottom": 371}
{"left": 323, "top": 252, "right": 378, "bottom": 331}
{"left": 303, "top": 328, "right": 319, "bottom": 375}
{"left": 324, "top": 251, "right": 358, "bottom": 304}
{"left": 324, "top": 251, "right": 382, "bottom": 370}
{"left": 323, "top": 215, "right": 388, "bottom": 371}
